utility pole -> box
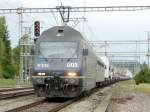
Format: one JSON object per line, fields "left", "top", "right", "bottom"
{"left": 147, "top": 31, "right": 150, "bottom": 69}
{"left": 16, "top": 8, "right": 23, "bottom": 86}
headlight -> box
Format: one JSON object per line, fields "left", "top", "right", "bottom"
{"left": 37, "top": 73, "right": 45, "bottom": 76}
{"left": 41, "top": 73, "right": 46, "bottom": 75}
{"left": 67, "top": 72, "right": 77, "bottom": 77}
{"left": 37, "top": 73, "right": 42, "bottom": 75}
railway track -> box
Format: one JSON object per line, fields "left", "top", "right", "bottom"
{"left": 48, "top": 98, "right": 79, "bottom": 112}
{"left": 5, "top": 97, "right": 79, "bottom": 112}
{"left": 94, "top": 90, "right": 113, "bottom": 112}
{"left": 4, "top": 86, "right": 114, "bottom": 112}
{"left": 0, "top": 87, "right": 32, "bottom": 92}
{"left": 3, "top": 93, "right": 112, "bottom": 112}
{"left": 5, "top": 98, "right": 45, "bottom": 112}
{"left": 0, "top": 88, "right": 34, "bottom": 100}
{"left": 2, "top": 83, "right": 118, "bottom": 112}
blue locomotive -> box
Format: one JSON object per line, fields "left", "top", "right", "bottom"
{"left": 31, "top": 26, "right": 112, "bottom": 98}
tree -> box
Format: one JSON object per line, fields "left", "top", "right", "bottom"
{"left": 0, "top": 16, "right": 15, "bottom": 79}
{"left": 134, "top": 66, "right": 150, "bottom": 84}
{"left": 12, "top": 46, "right": 20, "bottom": 76}
{"left": 0, "top": 38, "right": 5, "bottom": 78}
{"left": 0, "top": 17, "right": 11, "bottom": 64}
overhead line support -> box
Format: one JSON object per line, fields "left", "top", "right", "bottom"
{"left": 0, "top": 6, "right": 150, "bottom": 14}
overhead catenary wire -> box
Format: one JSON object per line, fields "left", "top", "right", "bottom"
{"left": 50, "top": 10, "right": 59, "bottom": 25}
{"left": 1, "top": 6, "right": 150, "bottom": 14}
{"left": 84, "top": 22, "right": 98, "bottom": 41}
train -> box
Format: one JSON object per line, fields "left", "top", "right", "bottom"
{"left": 31, "top": 26, "right": 131, "bottom": 98}
{"left": 100, "top": 57, "right": 113, "bottom": 80}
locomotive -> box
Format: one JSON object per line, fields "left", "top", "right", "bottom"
{"left": 31, "top": 26, "right": 129, "bottom": 98}
{"left": 31, "top": 26, "right": 106, "bottom": 98}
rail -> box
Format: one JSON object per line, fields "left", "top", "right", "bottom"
{"left": 0, "top": 87, "right": 33, "bottom": 92}
{"left": 0, "top": 89, "right": 34, "bottom": 100}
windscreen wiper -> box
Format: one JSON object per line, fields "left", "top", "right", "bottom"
{"left": 67, "top": 49, "right": 78, "bottom": 62}
{"left": 38, "top": 50, "right": 48, "bottom": 62}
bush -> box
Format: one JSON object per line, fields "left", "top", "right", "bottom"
{"left": 2, "top": 64, "right": 17, "bottom": 79}
{"left": 0, "top": 65, "right": 3, "bottom": 78}
{"left": 134, "top": 67, "right": 150, "bottom": 85}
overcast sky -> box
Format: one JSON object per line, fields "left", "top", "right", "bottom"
{"left": 1, "top": 0, "right": 150, "bottom": 44}
{"left": 1, "top": 0, "right": 150, "bottom": 63}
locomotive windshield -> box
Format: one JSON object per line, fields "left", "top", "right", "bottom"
{"left": 39, "top": 42, "right": 78, "bottom": 58}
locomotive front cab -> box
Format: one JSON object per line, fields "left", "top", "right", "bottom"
{"left": 32, "top": 41, "right": 83, "bottom": 97}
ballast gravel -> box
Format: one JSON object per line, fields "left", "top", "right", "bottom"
{"left": 59, "top": 85, "right": 114, "bottom": 112}
{"left": 107, "top": 93, "right": 150, "bottom": 112}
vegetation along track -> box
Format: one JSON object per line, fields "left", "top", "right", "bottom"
{"left": 0, "top": 87, "right": 34, "bottom": 100}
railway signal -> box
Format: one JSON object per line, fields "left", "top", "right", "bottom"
{"left": 34, "top": 21, "right": 40, "bottom": 37}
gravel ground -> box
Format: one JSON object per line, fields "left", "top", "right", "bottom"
{"left": 107, "top": 81, "right": 150, "bottom": 112}
{"left": 2, "top": 81, "right": 150, "bottom": 112}
{"left": 107, "top": 93, "right": 150, "bottom": 112}
{"left": 0, "top": 95, "right": 43, "bottom": 112}
{"left": 58, "top": 85, "right": 115, "bottom": 112}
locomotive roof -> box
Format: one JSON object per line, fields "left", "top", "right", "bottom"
{"left": 37, "top": 26, "right": 85, "bottom": 42}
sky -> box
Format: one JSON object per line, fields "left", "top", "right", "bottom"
{"left": 1, "top": 0, "right": 150, "bottom": 43}
{"left": 1, "top": 0, "right": 150, "bottom": 63}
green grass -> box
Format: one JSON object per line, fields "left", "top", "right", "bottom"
{"left": 133, "top": 84, "right": 150, "bottom": 93}
{"left": 116, "top": 80, "right": 150, "bottom": 94}
{"left": 121, "top": 80, "right": 135, "bottom": 85}
{"left": 0, "top": 79, "right": 17, "bottom": 87}
{"left": 0, "top": 79, "right": 32, "bottom": 87}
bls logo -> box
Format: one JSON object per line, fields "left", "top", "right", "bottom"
{"left": 67, "top": 63, "right": 78, "bottom": 68}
